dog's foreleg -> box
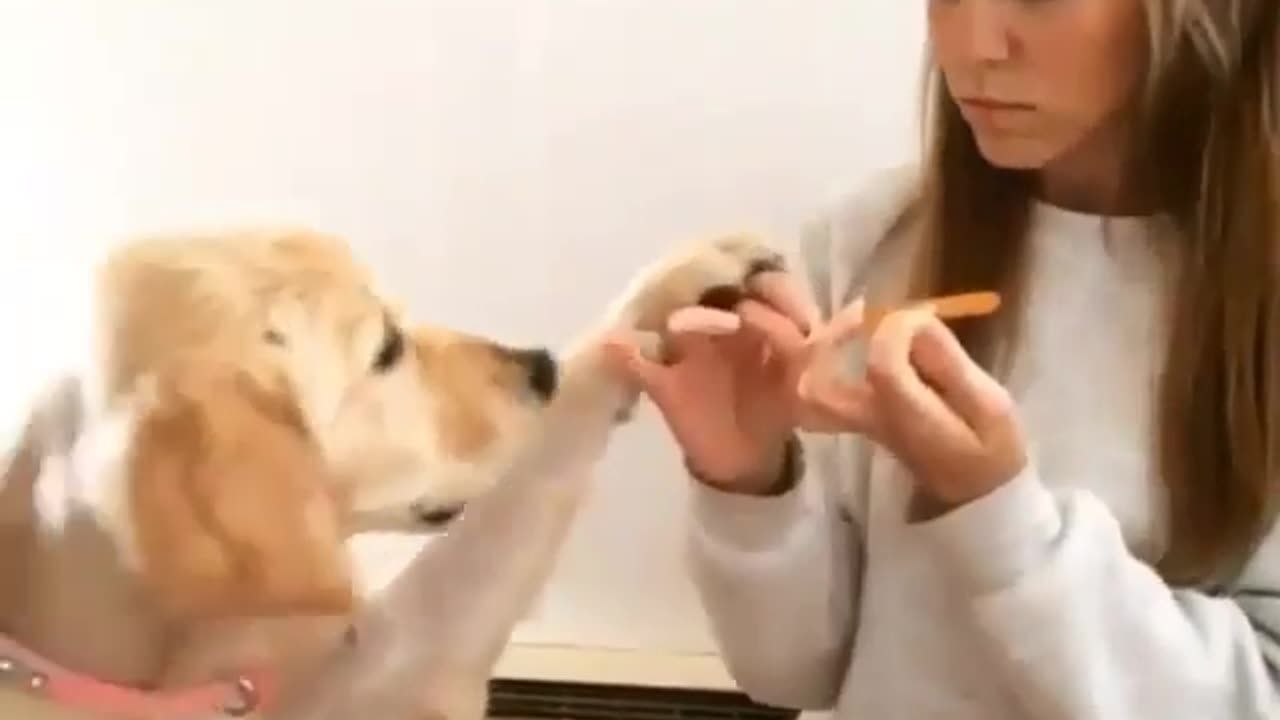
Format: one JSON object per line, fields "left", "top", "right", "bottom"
{"left": 270, "top": 334, "right": 641, "bottom": 720}
{"left": 364, "top": 334, "right": 640, "bottom": 666}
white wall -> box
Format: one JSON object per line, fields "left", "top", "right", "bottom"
{"left": 0, "top": 0, "right": 925, "bottom": 679}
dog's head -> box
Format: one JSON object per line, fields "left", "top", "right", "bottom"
{"left": 98, "top": 229, "right": 557, "bottom": 619}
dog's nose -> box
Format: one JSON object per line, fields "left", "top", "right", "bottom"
{"left": 414, "top": 502, "right": 466, "bottom": 527}
{"left": 512, "top": 347, "right": 558, "bottom": 401}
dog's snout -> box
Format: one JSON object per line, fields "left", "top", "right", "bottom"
{"left": 513, "top": 348, "right": 558, "bottom": 401}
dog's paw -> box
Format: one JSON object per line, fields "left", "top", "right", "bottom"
{"left": 555, "top": 234, "right": 783, "bottom": 426}
{"left": 609, "top": 233, "right": 785, "bottom": 341}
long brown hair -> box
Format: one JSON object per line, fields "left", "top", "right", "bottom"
{"left": 910, "top": 0, "right": 1280, "bottom": 585}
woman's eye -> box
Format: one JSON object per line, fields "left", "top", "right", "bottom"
{"left": 372, "top": 325, "right": 405, "bottom": 373}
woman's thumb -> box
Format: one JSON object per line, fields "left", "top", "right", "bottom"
{"left": 602, "top": 331, "right": 670, "bottom": 394}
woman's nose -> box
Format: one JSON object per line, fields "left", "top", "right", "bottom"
{"left": 933, "top": 0, "right": 1014, "bottom": 65}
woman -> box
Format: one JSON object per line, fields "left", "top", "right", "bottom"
{"left": 608, "top": 0, "right": 1278, "bottom": 717}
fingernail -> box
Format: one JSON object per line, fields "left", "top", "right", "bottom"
{"left": 796, "top": 370, "right": 817, "bottom": 401}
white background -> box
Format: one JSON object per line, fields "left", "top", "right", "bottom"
{"left": 0, "top": 0, "right": 924, "bottom": 667}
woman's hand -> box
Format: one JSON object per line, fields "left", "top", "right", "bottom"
{"left": 603, "top": 271, "right": 832, "bottom": 494}
{"left": 794, "top": 299, "right": 1028, "bottom": 513}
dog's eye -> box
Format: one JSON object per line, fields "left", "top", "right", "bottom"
{"left": 372, "top": 325, "right": 405, "bottom": 373}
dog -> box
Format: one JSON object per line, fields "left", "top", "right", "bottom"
{"left": 0, "top": 226, "right": 785, "bottom": 719}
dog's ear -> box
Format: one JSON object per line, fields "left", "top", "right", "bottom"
{"left": 126, "top": 363, "right": 354, "bottom": 620}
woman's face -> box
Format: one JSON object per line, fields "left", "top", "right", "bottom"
{"left": 928, "top": 0, "right": 1148, "bottom": 169}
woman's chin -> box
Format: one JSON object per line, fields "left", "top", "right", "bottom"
{"left": 971, "top": 132, "right": 1057, "bottom": 171}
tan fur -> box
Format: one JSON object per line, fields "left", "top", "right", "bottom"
{"left": 128, "top": 364, "right": 352, "bottom": 620}
{"left": 410, "top": 328, "right": 513, "bottom": 462}
{"left": 0, "top": 227, "right": 784, "bottom": 718}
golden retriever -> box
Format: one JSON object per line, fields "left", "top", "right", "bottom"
{"left": 0, "top": 227, "right": 783, "bottom": 719}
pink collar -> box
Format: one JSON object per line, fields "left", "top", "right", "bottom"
{"left": 0, "top": 634, "right": 275, "bottom": 718}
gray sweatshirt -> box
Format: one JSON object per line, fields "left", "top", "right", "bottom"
{"left": 685, "top": 166, "right": 1280, "bottom": 719}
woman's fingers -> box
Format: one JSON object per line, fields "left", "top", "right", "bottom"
{"left": 797, "top": 370, "right": 880, "bottom": 434}
{"left": 909, "top": 318, "right": 1015, "bottom": 438}
{"left": 747, "top": 271, "right": 820, "bottom": 334}
{"left": 670, "top": 270, "right": 816, "bottom": 366}
{"left": 863, "top": 307, "right": 975, "bottom": 444}
{"left": 863, "top": 307, "right": 936, "bottom": 401}
{"left": 818, "top": 296, "right": 867, "bottom": 346}
{"left": 667, "top": 306, "right": 741, "bottom": 335}
{"left": 737, "top": 298, "right": 809, "bottom": 360}
{"left": 602, "top": 331, "right": 672, "bottom": 393}
{"left": 603, "top": 324, "right": 748, "bottom": 411}
{"left": 799, "top": 295, "right": 866, "bottom": 399}
{"left": 737, "top": 291, "right": 881, "bottom": 435}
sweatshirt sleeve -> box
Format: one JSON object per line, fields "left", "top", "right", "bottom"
{"left": 913, "top": 465, "right": 1280, "bottom": 720}
{"left": 686, "top": 432, "right": 860, "bottom": 710}
{"left": 683, "top": 167, "right": 918, "bottom": 710}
